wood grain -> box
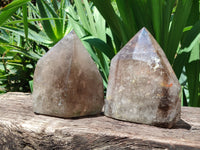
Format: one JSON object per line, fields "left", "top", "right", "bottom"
{"left": 0, "top": 92, "right": 200, "bottom": 150}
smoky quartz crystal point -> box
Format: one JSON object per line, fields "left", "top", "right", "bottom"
{"left": 32, "top": 31, "right": 104, "bottom": 118}
{"left": 105, "top": 27, "right": 181, "bottom": 128}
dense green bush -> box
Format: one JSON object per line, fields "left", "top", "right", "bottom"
{"left": 0, "top": 0, "right": 199, "bottom": 107}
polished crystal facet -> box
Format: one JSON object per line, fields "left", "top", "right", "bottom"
{"left": 32, "top": 31, "right": 104, "bottom": 118}
{"left": 105, "top": 28, "right": 181, "bottom": 128}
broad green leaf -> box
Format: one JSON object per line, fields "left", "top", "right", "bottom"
{"left": 186, "top": 61, "right": 200, "bottom": 107}
{"left": 173, "top": 33, "right": 200, "bottom": 78}
{"left": 92, "top": 0, "right": 127, "bottom": 43}
{"left": 166, "top": 0, "right": 192, "bottom": 64}
{"left": 173, "top": 20, "right": 200, "bottom": 79}
{"left": 186, "top": 0, "right": 199, "bottom": 26}
{"left": 83, "top": 36, "right": 115, "bottom": 59}
{"left": 161, "top": 0, "right": 176, "bottom": 48}
{"left": 150, "top": 0, "right": 163, "bottom": 43}
{"left": 93, "top": 7, "right": 106, "bottom": 42}
{"left": 185, "top": 37, "right": 200, "bottom": 106}
{"left": 129, "top": 1, "right": 152, "bottom": 34}
{"left": 182, "top": 20, "right": 200, "bottom": 48}
{"left": 188, "top": 36, "right": 200, "bottom": 63}
{"left": 115, "top": 0, "right": 137, "bottom": 39}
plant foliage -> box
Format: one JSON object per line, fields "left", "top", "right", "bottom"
{"left": 91, "top": 0, "right": 200, "bottom": 107}
{"left": 0, "top": 0, "right": 199, "bottom": 107}
{"left": 0, "top": 0, "right": 71, "bottom": 93}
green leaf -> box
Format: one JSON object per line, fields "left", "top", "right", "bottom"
{"left": 0, "top": 0, "right": 31, "bottom": 11}
{"left": 166, "top": 0, "right": 192, "bottom": 64}
{"left": 0, "top": 0, "right": 31, "bottom": 26}
{"left": 116, "top": 0, "right": 137, "bottom": 39}
{"left": 93, "top": 7, "right": 106, "bottom": 42}
{"left": 60, "top": 0, "right": 69, "bottom": 34}
{"left": 9, "top": 49, "right": 41, "bottom": 60}
{"left": 4, "top": 17, "right": 66, "bottom": 25}
{"left": 182, "top": 20, "right": 200, "bottom": 48}
{"left": 188, "top": 38, "right": 200, "bottom": 63}
{"left": 22, "top": 4, "right": 28, "bottom": 41}
{"left": 150, "top": 0, "right": 163, "bottom": 43}
{"left": 83, "top": 36, "right": 115, "bottom": 59}
{"left": 0, "top": 43, "right": 40, "bottom": 60}
{"left": 92, "top": 0, "right": 127, "bottom": 43}
{"left": 36, "top": 0, "right": 57, "bottom": 42}
{"left": 173, "top": 23, "right": 200, "bottom": 78}
{"left": 29, "top": 80, "right": 33, "bottom": 93}
{"left": 83, "top": 0, "right": 97, "bottom": 36}
{"left": 0, "top": 26, "right": 52, "bottom": 44}
{"left": 186, "top": 58, "right": 200, "bottom": 107}
{"left": 41, "top": 0, "right": 63, "bottom": 40}
{"left": 0, "top": 7, "right": 18, "bottom": 26}
{"left": 74, "top": 0, "right": 90, "bottom": 32}
{"left": 186, "top": 0, "right": 199, "bottom": 26}
{"left": 52, "top": 0, "right": 59, "bottom": 12}
{"left": 159, "top": 0, "right": 175, "bottom": 48}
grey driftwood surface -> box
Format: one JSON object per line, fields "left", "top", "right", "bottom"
{"left": 0, "top": 92, "right": 200, "bottom": 150}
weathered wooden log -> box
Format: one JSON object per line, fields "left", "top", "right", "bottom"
{"left": 0, "top": 92, "right": 200, "bottom": 150}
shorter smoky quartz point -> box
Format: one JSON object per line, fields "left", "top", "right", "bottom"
{"left": 32, "top": 31, "right": 104, "bottom": 118}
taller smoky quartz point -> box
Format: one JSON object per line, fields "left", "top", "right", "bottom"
{"left": 105, "top": 27, "right": 181, "bottom": 128}
{"left": 32, "top": 31, "right": 104, "bottom": 118}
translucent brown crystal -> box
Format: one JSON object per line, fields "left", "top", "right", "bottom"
{"left": 32, "top": 31, "right": 104, "bottom": 118}
{"left": 105, "top": 27, "right": 181, "bottom": 128}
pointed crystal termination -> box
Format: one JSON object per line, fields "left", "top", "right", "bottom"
{"left": 105, "top": 27, "right": 181, "bottom": 128}
{"left": 32, "top": 31, "right": 104, "bottom": 118}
